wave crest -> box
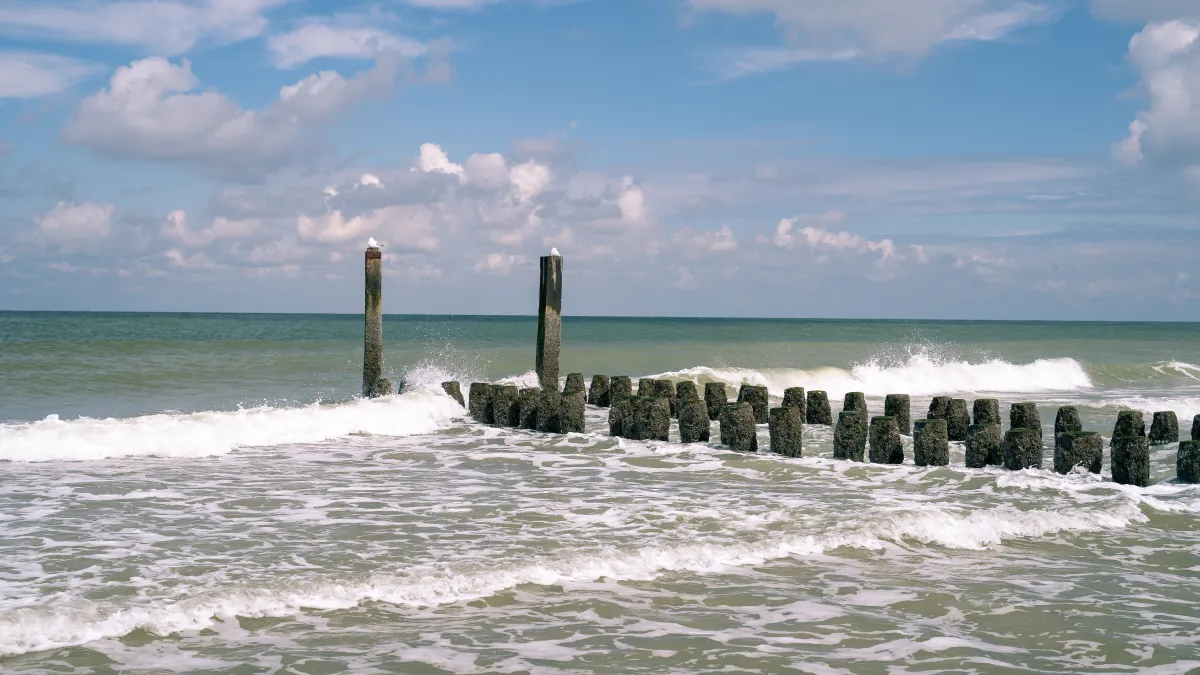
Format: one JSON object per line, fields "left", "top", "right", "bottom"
{"left": 0, "top": 390, "right": 463, "bottom": 463}
{"left": 654, "top": 355, "right": 1092, "bottom": 398}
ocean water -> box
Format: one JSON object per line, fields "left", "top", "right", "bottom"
{"left": 1, "top": 312, "right": 1199, "bottom": 673}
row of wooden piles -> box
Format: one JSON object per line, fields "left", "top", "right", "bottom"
{"left": 441, "top": 377, "right": 1200, "bottom": 485}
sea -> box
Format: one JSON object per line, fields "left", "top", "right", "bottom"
{"left": 1, "top": 312, "right": 1199, "bottom": 673}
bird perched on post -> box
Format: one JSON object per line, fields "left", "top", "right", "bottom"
{"left": 368, "top": 237, "right": 383, "bottom": 249}
{"left": 551, "top": 247, "right": 560, "bottom": 256}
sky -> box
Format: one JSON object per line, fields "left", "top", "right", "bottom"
{"left": 1, "top": 0, "right": 1199, "bottom": 320}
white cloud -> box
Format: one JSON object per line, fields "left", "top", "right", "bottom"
{"left": 474, "top": 252, "right": 526, "bottom": 275}
{"left": 165, "top": 248, "right": 223, "bottom": 270}
{"left": 268, "top": 17, "right": 427, "bottom": 68}
{"left": 1115, "top": 20, "right": 1200, "bottom": 171}
{"left": 691, "top": 0, "right": 1057, "bottom": 78}
{"left": 37, "top": 201, "right": 115, "bottom": 247}
{"left": 673, "top": 225, "right": 738, "bottom": 256}
{"left": 297, "top": 205, "right": 439, "bottom": 251}
{"left": 416, "top": 143, "right": 464, "bottom": 175}
{"left": 62, "top": 54, "right": 405, "bottom": 174}
{"left": 161, "top": 210, "right": 260, "bottom": 247}
{"left": 771, "top": 213, "right": 900, "bottom": 263}
{"left": 463, "top": 152, "right": 511, "bottom": 189}
{"left": 691, "top": 0, "right": 1056, "bottom": 60}
{"left": 616, "top": 177, "right": 647, "bottom": 225}
{"left": 0, "top": 51, "right": 100, "bottom": 98}
{"left": 672, "top": 268, "right": 697, "bottom": 288}
{"left": 0, "top": 0, "right": 286, "bottom": 55}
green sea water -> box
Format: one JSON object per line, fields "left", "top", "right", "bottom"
{"left": 1, "top": 312, "right": 1199, "bottom": 673}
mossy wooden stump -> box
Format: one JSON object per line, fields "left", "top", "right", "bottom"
{"left": 441, "top": 381, "right": 465, "bottom": 407}
{"left": 1177, "top": 441, "right": 1200, "bottom": 483}
{"left": 769, "top": 406, "right": 803, "bottom": 457}
{"left": 561, "top": 391, "right": 585, "bottom": 433}
{"left": 884, "top": 394, "right": 910, "bottom": 435}
{"left": 946, "top": 398, "right": 970, "bottom": 442}
{"left": 563, "top": 373, "right": 585, "bottom": 397}
{"left": 973, "top": 398, "right": 1001, "bottom": 426}
{"left": 1010, "top": 402, "right": 1042, "bottom": 440}
{"left": 1054, "top": 431, "right": 1102, "bottom": 475}
{"left": 608, "top": 398, "right": 634, "bottom": 437}
{"left": 965, "top": 423, "right": 1002, "bottom": 468}
{"left": 1054, "top": 406, "right": 1082, "bottom": 434}
{"left": 1113, "top": 410, "right": 1146, "bottom": 438}
{"left": 914, "top": 418, "right": 949, "bottom": 467}
{"left": 679, "top": 399, "right": 711, "bottom": 443}
{"left": 928, "top": 396, "right": 951, "bottom": 420}
{"left": 587, "top": 375, "right": 611, "bottom": 407}
{"left": 833, "top": 410, "right": 866, "bottom": 461}
{"left": 490, "top": 385, "right": 520, "bottom": 427}
{"left": 869, "top": 416, "right": 904, "bottom": 464}
{"left": 468, "top": 383, "right": 493, "bottom": 424}
{"left": 843, "top": 391, "right": 867, "bottom": 415}
{"left": 782, "top": 387, "right": 806, "bottom": 420}
{"left": 1002, "top": 428, "right": 1042, "bottom": 470}
{"left": 806, "top": 390, "right": 832, "bottom": 425}
{"left": 519, "top": 387, "right": 540, "bottom": 430}
{"left": 720, "top": 403, "right": 758, "bottom": 453}
{"left": 633, "top": 397, "right": 670, "bottom": 442}
{"left": 609, "top": 376, "right": 633, "bottom": 407}
{"left": 1150, "top": 411, "right": 1179, "bottom": 445}
{"left": 1111, "top": 436, "right": 1150, "bottom": 486}
{"left": 704, "top": 382, "right": 728, "bottom": 422}
{"left": 738, "top": 384, "right": 769, "bottom": 424}
{"left": 535, "top": 390, "right": 562, "bottom": 434}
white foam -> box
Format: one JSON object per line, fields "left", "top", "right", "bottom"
{"left": 0, "top": 499, "right": 1142, "bottom": 656}
{"left": 654, "top": 355, "right": 1092, "bottom": 398}
{"left": 0, "top": 390, "right": 463, "bottom": 463}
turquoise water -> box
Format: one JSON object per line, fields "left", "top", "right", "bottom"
{"left": 1, "top": 312, "right": 1199, "bottom": 672}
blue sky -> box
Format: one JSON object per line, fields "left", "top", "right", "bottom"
{"left": 1, "top": 0, "right": 1199, "bottom": 320}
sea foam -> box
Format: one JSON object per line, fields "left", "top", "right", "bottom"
{"left": 0, "top": 498, "right": 1143, "bottom": 657}
{"left": 655, "top": 355, "right": 1092, "bottom": 398}
{"left": 0, "top": 389, "right": 464, "bottom": 463}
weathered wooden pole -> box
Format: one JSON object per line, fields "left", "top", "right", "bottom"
{"left": 362, "top": 244, "right": 390, "bottom": 398}
{"left": 536, "top": 253, "right": 563, "bottom": 392}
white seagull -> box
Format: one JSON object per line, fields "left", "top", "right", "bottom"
{"left": 368, "top": 237, "right": 383, "bottom": 249}
{"left": 551, "top": 247, "right": 560, "bottom": 256}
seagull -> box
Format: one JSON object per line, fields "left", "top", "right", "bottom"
{"left": 551, "top": 247, "right": 560, "bottom": 256}
{"left": 368, "top": 237, "right": 383, "bottom": 249}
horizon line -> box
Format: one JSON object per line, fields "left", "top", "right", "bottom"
{"left": 0, "top": 309, "right": 1197, "bottom": 325}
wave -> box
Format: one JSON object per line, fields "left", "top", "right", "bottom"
{"left": 653, "top": 355, "right": 1093, "bottom": 398}
{"left": 0, "top": 389, "right": 464, "bottom": 463}
{"left": 0, "top": 498, "right": 1144, "bottom": 657}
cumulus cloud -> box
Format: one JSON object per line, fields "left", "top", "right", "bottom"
{"left": 0, "top": 0, "right": 286, "bottom": 55}
{"left": 62, "top": 53, "right": 414, "bottom": 175}
{"left": 297, "top": 205, "right": 440, "bottom": 251}
{"left": 37, "top": 201, "right": 115, "bottom": 248}
{"left": 1114, "top": 20, "right": 1200, "bottom": 171}
{"left": 0, "top": 51, "right": 100, "bottom": 98}
{"left": 770, "top": 213, "right": 901, "bottom": 264}
{"left": 161, "top": 210, "right": 260, "bottom": 247}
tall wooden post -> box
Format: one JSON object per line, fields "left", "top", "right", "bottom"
{"left": 363, "top": 245, "right": 384, "bottom": 397}
{"left": 536, "top": 254, "right": 562, "bottom": 392}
